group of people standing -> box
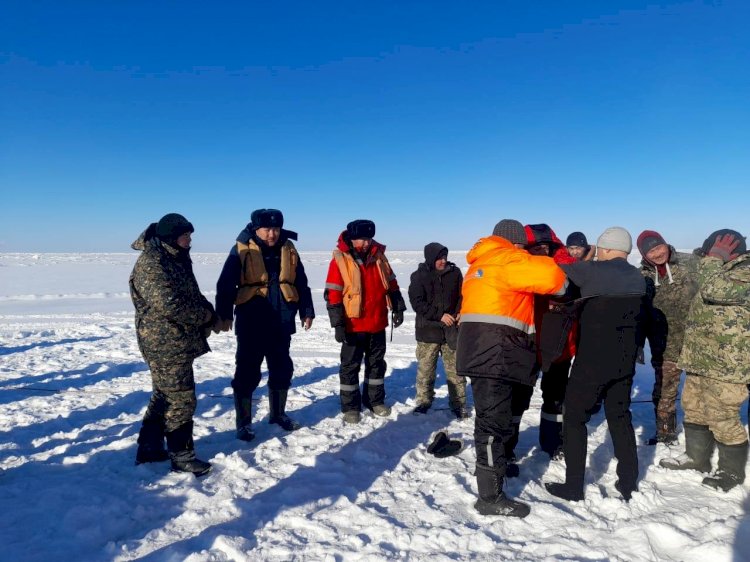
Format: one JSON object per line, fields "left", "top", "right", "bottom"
{"left": 128, "top": 210, "right": 749, "bottom": 521}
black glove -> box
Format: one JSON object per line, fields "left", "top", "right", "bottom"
{"left": 636, "top": 346, "right": 645, "bottom": 365}
{"left": 334, "top": 325, "right": 346, "bottom": 343}
{"left": 392, "top": 310, "right": 404, "bottom": 328}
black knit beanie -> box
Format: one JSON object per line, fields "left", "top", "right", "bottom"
{"left": 156, "top": 213, "right": 194, "bottom": 242}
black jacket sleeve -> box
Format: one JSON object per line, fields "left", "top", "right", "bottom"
{"left": 295, "top": 259, "right": 315, "bottom": 320}
{"left": 408, "top": 270, "right": 440, "bottom": 320}
{"left": 215, "top": 246, "right": 241, "bottom": 321}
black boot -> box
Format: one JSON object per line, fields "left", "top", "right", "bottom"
{"left": 269, "top": 389, "right": 301, "bottom": 431}
{"left": 539, "top": 412, "right": 563, "bottom": 458}
{"left": 166, "top": 422, "right": 211, "bottom": 477}
{"left": 703, "top": 441, "right": 748, "bottom": 492}
{"left": 659, "top": 422, "right": 714, "bottom": 472}
{"left": 647, "top": 411, "right": 678, "bottom": 446}
{"left": 474, "top": 465, "right": 530, "bottom": 518}
{"left": 233, "top": 393, "right": 256, "bottom": 442}
{"left": 135, "top": 416, "right": 168, "bottom": 465}
{"left": 545, "top": 481, "right": 584, "bottom": 502}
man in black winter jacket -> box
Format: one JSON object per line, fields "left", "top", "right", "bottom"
{"left": 215, "top": 209, "right": 315, "bottom": 441}
{"left": 408, "top": 243, "right": 467, "bottom": 419}
{"left": 544, "top": 227, "right": 647, "bottom": 503}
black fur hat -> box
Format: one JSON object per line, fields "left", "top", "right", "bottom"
{"left": 346, "top": 219, "right": 376, "bottom": 239}
{"left": 251, "top": 208, "right": 284, "bottom": 229}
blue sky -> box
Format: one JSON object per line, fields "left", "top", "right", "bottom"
{"left": 1, "top": 1, "right": 748, "bottom": 252}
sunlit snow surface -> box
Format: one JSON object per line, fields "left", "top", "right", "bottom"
{"left": 1, "top": 252, "right": 748, "bottom": 562}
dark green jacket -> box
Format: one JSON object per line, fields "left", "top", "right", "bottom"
{"left": 640, "top": 248, "right": 698, "bottom": 363}
{"left": 129, "top": 224, "right": 214, "bottom": 364}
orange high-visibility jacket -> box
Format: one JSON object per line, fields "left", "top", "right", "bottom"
{"left": 460, "top": 235, "right": 567, "bottom": 334}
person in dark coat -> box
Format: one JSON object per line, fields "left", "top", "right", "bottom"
{"left": 215, "top": 209, "right": 315, "bottom": 441}
{"left": 130, "top": 213, "right": 216, "bottom": 476}
{"left": 408, "top": 243, "right": 467, "bottom": 418}
{"left": 522, "top": 224, "right": 578, "bottom": 460}
{"left": 565, "top": 231, "right": 596, "bottom": 261}
{"left": 545, "top": 227, "right": 648, "bottom": 502}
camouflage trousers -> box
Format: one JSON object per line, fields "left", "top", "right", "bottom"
{"left": 415, "top": 341, "right": 466, "bottom": 410}
{"left": 682, "top": 372, "right": 749, "bottom": 446}
{"left": 652, "top": 360, "right": 683, "bottom": 417}
{"left": 142, "top": 359, "right": 197, "bottom": 434}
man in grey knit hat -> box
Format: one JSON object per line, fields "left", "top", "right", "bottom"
{"left": 544, "top": 226, "right": 648, "bottom": 502}
{"left": 493, "top": 219, "right": 527, "bottom": 248}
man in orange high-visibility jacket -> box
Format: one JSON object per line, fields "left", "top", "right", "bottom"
{"left": 325, "top": 219, "right": 407, "bottom": 424}
{"left": 457, "top": 219, "right": 567, "bottom": 518}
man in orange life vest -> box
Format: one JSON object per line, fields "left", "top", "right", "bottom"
{"left": 457, "top": 219, "right": 567, "bottom": 518}
{"left": 215, "top": 209, "right": 315, "bottom": 441}
{"left": 325, "top": 219, "right": 407, "bottom": 424}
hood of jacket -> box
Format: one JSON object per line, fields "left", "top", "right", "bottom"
{"left": 423, "top": 242, "right": 448, "bottom": 269}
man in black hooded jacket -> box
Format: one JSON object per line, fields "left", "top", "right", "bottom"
{"left": 215, "top": 209, "right": 315, "bottom": 441}
{"left": 408, "top": 243, "right": 467, "bottom": 418}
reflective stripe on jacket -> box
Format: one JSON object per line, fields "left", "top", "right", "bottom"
{"left": 460, "top": 235, "right": 567, "bottom": 334}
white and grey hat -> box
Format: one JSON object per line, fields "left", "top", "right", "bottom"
{"left": 596, "top": 226, "right": 632, "bottom": 254}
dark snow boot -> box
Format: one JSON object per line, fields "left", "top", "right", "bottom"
{"left": 474, "top": 465, "right": 530, "bottom": 518}
{"left": 647, "top": 411, "right": 678, "bottom": 446}
{"left": 545, "top": 481, "right": 584, "bottom": 502}
{"left": 614, "top": 480, "right": 637, "bottom": 502}
{"left": 702, "top": 441, "right": 748, "bottom": 492}
{"left": 233, "top": 393, "right": 256, "bottom": 442}
{"left": 269, "top": 389, "right": 301, "bottom": 431}
{"left": 539, "top": 414, "right": 563, "bottom": 458}
{"left": 135, "top": 414, "right": 167, "bottom": 464}
{"left": 413, "top": 403, "right": 431, "bottom": 415}
{"left": 427, "top": 431, "right": 462, "bottom": 458}
{"left": 659, "top": 422, "right": 714, "bottom": 472}
{"left": 166, "top": 422, "right": 211, "bottom": 477}
{"left": 135, "top": 445, "right": 169, "bottom": 465}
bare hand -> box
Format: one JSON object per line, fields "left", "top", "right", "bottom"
{"left": 303, "top": 317, "right": 313, "bottom": 331}
{"left": 440, "top": 313, "right": 456, "bottom": 327}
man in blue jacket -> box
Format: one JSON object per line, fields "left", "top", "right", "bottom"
{"left": 215, "top": 209, "right": 315, "bottom": 441}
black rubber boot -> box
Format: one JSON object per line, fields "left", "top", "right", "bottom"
{"left": 659, "top": 422, "right": 714, "bottom": 472}
{"left": 233, "top": 393, "right": 256, "bottom": 442}
{"left": 474, "top": 465, "right": 530, "bottom": 518}
{"left": 135, "top": 412, "right": 167, "bottom": 464}
{"left": 702, "top": 441, "right": 748, "bottom": 492}
{"left": 269, "top": 389, "right": 301, "bottom": 431}
{"left": 545, "top": 481, "right": 584, "bottom": 502}
{"left": 166, "top": 422, "right": 211, "bottom": 477}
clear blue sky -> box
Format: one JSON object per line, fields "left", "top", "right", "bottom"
{"left": 1, "top": 1, "right": 748, "bottom": 252}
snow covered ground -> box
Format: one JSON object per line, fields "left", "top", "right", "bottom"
{"left": 1, "top": 251, "right": 748, "bottom": 562}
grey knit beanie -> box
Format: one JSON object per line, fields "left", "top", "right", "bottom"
{"left": 493, "top": 219, "right": 527, "bottom": 245}
{"left": 596, "top": 226, "right": 632, "bottom": 254}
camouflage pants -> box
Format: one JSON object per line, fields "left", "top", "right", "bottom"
{"left": 652, "top": 360, "right": 683, "bottom": 417}
{"left": 415, "top": 341, "right": 466, "bottom": 410}
{"left": 142, "top": 359, "right": 197, "bottom": 434}
{"left": 682, "top": 372, "right": 749, "bottom": 446}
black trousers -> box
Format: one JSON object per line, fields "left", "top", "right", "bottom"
{"left": 339, "top": 330, "right": 387, "bottom": 413}
{"left": 563, "top": 372, "right": 638, "bottom": 492}
{"left": 233, "top": 312, "right": 293, "bottom": 396}
{"left": 539, "top": 359, "right": 571, "bottom": 455}
{"left": 472, "top": 377, "right": 529, "bottom": 477}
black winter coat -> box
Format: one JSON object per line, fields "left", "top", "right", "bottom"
{"left": 215, "top": 226, "right": 315, "bottom": 337}
{"left": 408, "top": 243, "right": 463, "bottom": 347}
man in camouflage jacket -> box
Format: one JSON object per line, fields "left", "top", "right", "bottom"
{"left": 660, "top": 229, "right": 750, "bottom": 492}
{"left": 130, "top": 213, "right": 216, "bottom": 476}
{"left": 637, "top": 230, "right": 698, "bottom": 445}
